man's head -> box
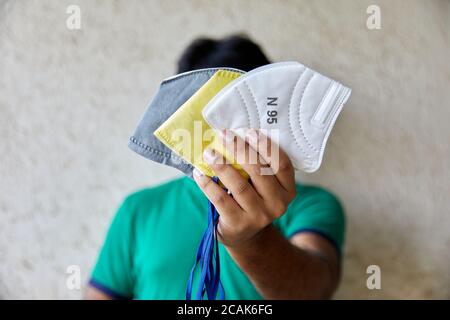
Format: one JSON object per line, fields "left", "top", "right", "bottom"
{"left": 177, "top": 35, "right": 270, "bottom": 73}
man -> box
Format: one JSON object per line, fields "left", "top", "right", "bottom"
{"left": 86, "top": 35, "right": 345, "bottom": 300}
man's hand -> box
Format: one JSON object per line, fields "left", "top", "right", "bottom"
{"left": 193, "top": 129, "right": 297, "bottom": 247}
{"left": 193, "top": 129, "right": 340, "bottom": 299}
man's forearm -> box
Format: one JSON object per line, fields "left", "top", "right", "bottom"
{"left": 225, "top": 224, "right": 337, "bottom": 300}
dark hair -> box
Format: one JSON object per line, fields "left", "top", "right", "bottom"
{"left": 177, "top": 35, "right": 270, "bottom": 73}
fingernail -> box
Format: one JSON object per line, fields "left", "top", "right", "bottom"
{"left": 193, "top": 168, "right": 204, "bottom": 178}
{"left": 203, "top": 148, "right": 217, "bottom": 164}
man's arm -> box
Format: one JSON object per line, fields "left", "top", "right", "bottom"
{"left": 193, "top": 129, "right": 340, "bottom": 299}
{"left": 226, "top": 225, "right": 339, "bottom": 299}
{"left": 85, "top": 286, "right": 114, "bottom": 300}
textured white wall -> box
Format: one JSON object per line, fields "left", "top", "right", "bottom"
{"left": 0, "top": 0, "right": 449, "bottom": 299}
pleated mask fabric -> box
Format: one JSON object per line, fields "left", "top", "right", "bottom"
{"left": 202, "top": 62, "right": 351, "bottom": 173}
{"left": 154, "top": 69, "right": 248, "bottom": 178}
{"left": 128, "top": 67, "right": 245, "bottom": 177}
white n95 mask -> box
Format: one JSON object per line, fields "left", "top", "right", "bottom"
{"left": 202, "top": 61, "right": 351, "bottom": 172}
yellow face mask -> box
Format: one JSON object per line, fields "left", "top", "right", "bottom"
{"left": 154, "top": 70, "right": 247, "bottom": 178}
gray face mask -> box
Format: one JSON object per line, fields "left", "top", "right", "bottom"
{"left": 128, "top": 67, "right": 245, "bottom": 177}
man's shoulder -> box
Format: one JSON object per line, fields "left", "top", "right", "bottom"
{"left": 124, "top": 177, "right": 200, "bottom": 209}
{"left": 123, "top": 176, "right": 194, "bottom": 207}
{"left": 291, "top": 182, "right": 343, "bottom": 210}
{"left": 280, "top": 182, "right": 346, "bottom": 251}
{"left": 295, "top": 182, "right": 340, "bottom": 199}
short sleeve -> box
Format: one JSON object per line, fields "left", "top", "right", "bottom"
{"left": 277, "top": 185, "right": 346, "bottom": 255}
{"left": 89, "top": 197, "right": 135, "bottom": 299}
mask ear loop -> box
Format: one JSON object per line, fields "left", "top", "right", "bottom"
{"left": 186, "top": 176, "right": 225, "bottom": 300}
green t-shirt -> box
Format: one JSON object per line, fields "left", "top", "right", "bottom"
{"left": 90, "top": 176, "right": 345, "bottom": 300}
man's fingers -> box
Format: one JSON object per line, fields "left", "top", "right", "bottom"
{"left": 193, "top": 168, "right": 242, "bottom": 227}
{"left": 245, "top": 129, "right": 296, "bottom": 195}
{"left": 219, "top": 130, "right": 284, "bottom": 201}
{"left": 203, "top": 148, "right": 261, "bottom": 213}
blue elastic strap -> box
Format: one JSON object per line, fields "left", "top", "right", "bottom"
{"left": 186, "top": 176, "right": 225, "bottom": 300}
